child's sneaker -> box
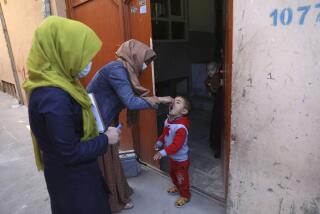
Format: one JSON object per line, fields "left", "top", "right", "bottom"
{"left": 167, "top": 186, "right": 178, "bottom": 194}
{"left": 175, "top": 197, "right": 190, "bottom": 208}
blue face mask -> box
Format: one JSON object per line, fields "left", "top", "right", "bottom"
{"left": 142, "top": 62, "right": 148, "bottom": 71}
{"left": 78, "top": 61, "right": 92, "bottom": 78}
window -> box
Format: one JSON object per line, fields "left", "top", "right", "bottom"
{"left": 151, "top": 0, "right": 187, "bottom": 41}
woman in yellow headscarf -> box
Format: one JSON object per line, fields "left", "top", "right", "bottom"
{"left": 23, "top": 16, "right": 119, "bottom": 214}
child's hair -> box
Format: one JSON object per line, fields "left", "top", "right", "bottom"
{"left": 177, "top": 96, "right": 192, "bottom": 116}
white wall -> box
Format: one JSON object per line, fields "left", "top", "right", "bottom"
{"left": 228, "top": 0, "right": 320, "bottom": 213}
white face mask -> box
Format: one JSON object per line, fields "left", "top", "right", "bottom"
{"left": 142, "top": 63, "right": 148, "bottom": 71}
{"left": 78, "top": 61, "right": 92, "bottom": 78}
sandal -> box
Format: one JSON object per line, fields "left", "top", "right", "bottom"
{"left": 167, "top": 186, "right": 178, "bottom": 194}
{"left": 123, "top": 201, "right": 134, "bottom": 210}
{"left": 175, "top": 197, "right": 190, "bottom": 208}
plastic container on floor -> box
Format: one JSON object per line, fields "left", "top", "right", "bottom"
{"left": 119, "top": 150, "right": 141, "bottom": 178}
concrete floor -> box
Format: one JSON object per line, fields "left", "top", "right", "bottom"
{"left": 0, "top": 91, "right": 225, "bottom": 214}
{"left": 189, "top": 107, "right": 225, "bottom": 199}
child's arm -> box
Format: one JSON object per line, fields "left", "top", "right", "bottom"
{"left": 154, "top": 126, "right": 168, "bottom": 150}
{"left": 153, "top": 152, "right": 162, "bottom": 160}
{"left": 157, "top": 131, "right": 166, "bottom": 144}
{"left": 154, "top": 141, "right": 163, "bottom": 151}
{"left": 159, "top": 128, "right": 187, "bottom": 157}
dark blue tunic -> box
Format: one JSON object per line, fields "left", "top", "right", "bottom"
{"left": 28, "top": 87, "right": 110, "bottom": 214}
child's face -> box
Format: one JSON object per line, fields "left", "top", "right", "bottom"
{"left": 169, "top": 97, "right": 188, "bottom": 117}
{"left": 207, "top": 63, "right": 217, "bottom": 78}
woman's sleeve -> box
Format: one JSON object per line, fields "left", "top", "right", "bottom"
{"left": 43, "top": 91, "right": 108, "bottom": 166}
{"left": 108, "top": 68, "right": 154, "bottom": 110}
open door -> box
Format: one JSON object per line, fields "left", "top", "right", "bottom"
{"left": 126, "top": 0, "right": 159, "bottom": 167}
{"left": 66, "top": 0, "right": 158, "bottom": 167}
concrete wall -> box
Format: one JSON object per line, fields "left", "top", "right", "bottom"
{"left": 0, "top": 16, "right": 14, "bottom": 84}
{"left": 0, "top": 0, "right": 66, "bottom": 102}
{"left": 0, "top": 0, "right": 44, "bottom": 102}
{"left": 228, "top": 0, "right": 320, "bottom": 213}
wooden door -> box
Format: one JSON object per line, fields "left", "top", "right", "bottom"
{"left": 66, "top": 0, "right": 158, "bottom": 167}
{"left": 127, "top": 0, "right": 159, "bottom": 167}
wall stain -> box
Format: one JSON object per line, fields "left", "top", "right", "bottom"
{"left": 302, "top": 95, "right": 307, "bottom": 103}
{"left": 267, "top": 72, "right": 275, "bottom": 80}
{"left": 300, "top": 199, "right": 320, "bottom": 214}
{"left": 247, "top": 77, "right": 253, "bottom": 87}
{"left": 279, "top": 198, "right": 284, "bottom": 214}
{"left": 278, "top": 183, "right": 285, "bottom": 190}
{"left": 290, "top": 203, "right": 296, "bottom": 214}
{"left": 273, "top": 162, "right": 281, "bottom": 166}
{"left": 242, "top": 88, "right": 246, "bottom": 98}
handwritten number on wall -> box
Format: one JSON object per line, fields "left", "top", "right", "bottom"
{"left": 297, "top": 6, "right": 311, "bottom": 25}
{"left": 270, "top": 9, "right": 278, "bottom": 26}
{"left": 316, "top": 3, "right": 320, "bottom": 23}
{"left": 280, "top": 8, "right": 293, "bottom": 25}
{"left": 270, "top": 3, "right": 319, "bottom": 26}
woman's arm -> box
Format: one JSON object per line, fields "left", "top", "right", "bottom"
{"left": 108, "top": 68, "right": 154, "bottom": 110}
{"left": 44, "top": 91, "right": 109, "bottom": 165}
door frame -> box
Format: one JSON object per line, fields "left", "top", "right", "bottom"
{"left": 65, "top": 0, "right": 233, "bottom": 203}
{"left": 223, "top": 0, "right": 233, "bottom": 202}
{"left": 149, "top": 0, "right": 233, "bottom": 203}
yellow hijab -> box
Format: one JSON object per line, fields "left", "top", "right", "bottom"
{"left": 23, "top": 16, "right": 102, "bottom": 170}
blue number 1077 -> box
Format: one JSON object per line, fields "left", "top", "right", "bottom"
{"left": 270, "top": 4, "right": 316, "bottom": 26}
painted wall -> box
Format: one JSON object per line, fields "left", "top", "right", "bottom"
{"left": 0, "top": 17, "right": 14, "bottom": 84}
{"left": 228, "top": 0, "right": 320, "bottom": 213}
{"left": 0, "top": 0, "right": 44, "bottom": 102}
{"left": 0, "top": 0, "right": 66, "bottom": 102}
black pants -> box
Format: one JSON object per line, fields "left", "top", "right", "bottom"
{"left": 209, "top": 88, "right": 223, "bottom": 156}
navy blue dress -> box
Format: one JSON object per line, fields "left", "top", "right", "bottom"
{"left": 28, "top": 87, "right": 110, "bottom": 214}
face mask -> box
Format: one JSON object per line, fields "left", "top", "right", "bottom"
{"left": 78, "top": 61, "right": 92, "bottom": 78}
{"left": 142, "top": 63, "right": 148, "bottom": 71}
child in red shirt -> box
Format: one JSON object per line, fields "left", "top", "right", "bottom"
{"left": 153, "top": 96, "right": 191, "bottom": 207}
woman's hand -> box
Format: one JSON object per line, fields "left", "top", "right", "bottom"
{"left": 158, "top": 96, "right": 174, "bottom": 105}
{"left": 105, "top": 127, "right": 121, "bottom": 144}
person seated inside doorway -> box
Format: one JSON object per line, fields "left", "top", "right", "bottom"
{"left": 205, "top": 60, "right": 224, "bottom": 158}
{"left": 153, "top": 96, "right": 192, "bottom": 208}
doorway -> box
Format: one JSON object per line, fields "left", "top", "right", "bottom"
{"left": 150, "top": 0, "right": 228, "bottom": 200}
{"left": 65, "top": 0, "right": 232, "bottom": 201}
